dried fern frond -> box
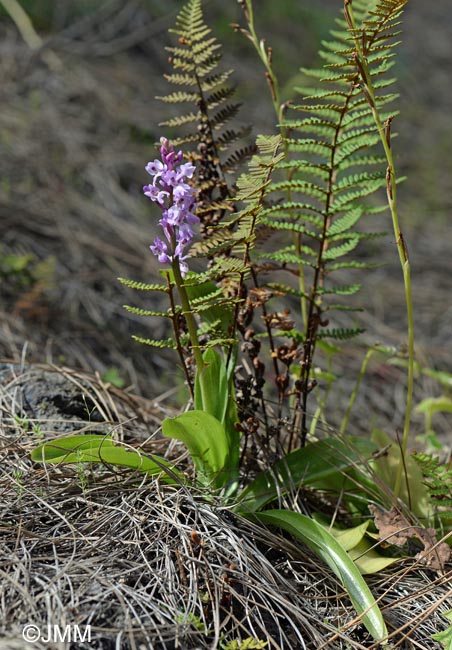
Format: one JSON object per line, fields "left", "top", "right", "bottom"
{"left": 158, "top": 0, "right": 255, "bottom": 237}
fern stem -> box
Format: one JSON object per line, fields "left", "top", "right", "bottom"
{"left": 295, "top": 88, "right": 352, "bottom": 447}
{"left": 346, "top": 0, "right": 414, "bottom": 497}
{"left": 240, "top": 0, "right": 308, "bottom": 329}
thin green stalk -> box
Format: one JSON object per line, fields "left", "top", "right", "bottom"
{"left": 172, "top": 259, "right": 204, "bottom": 373}
{"left": 0, "top": 0, "right": 42, "bottom": 49}
{"left": 345, "top": 0, "right": 414, "bottom": 497}
{"left": 340, "top": 347, "right": 376, "bottom": 435}
{"left": 166, "top": 272, "right": 195, "bottom": 399}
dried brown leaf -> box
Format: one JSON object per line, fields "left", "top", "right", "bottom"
{"left": 369, "top": 505, "right": 451, "bottom": 572}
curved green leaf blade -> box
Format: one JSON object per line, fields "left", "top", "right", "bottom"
{"left": 348, "top": 539, "right": 398, "bottom": 575}
{"left": 313, "top": 517, "right": 398, "bottom": 574}
{"left": 195, "top": 348, "right": 229, "bottom": 423}
{"left": 237, "top": 436, "right": 377, "bottom": 513}
{"left": 194, "top": 348, "right": 240, "bottom": 476}
{"left": 255, "top": 510, "right": 388, "bottom": 643}
{"left": 162, "top": 410, "right": 230, "bottom": 488}
{"left": 416, "top": 396, "right": 452, "bottom": 415}
{"left": 31, "top": 435, "right": 114, "bottom": 461}
{"left": 318, "top": 519, "right": 371, "bottom": 552}
{"left": 31, "top": 435, "right": 180, "bottom": 483}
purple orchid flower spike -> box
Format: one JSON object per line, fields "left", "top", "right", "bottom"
{"left": 143, "top": 138, "right": 198, "bottom": 277}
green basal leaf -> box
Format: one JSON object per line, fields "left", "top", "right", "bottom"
{"left": 348, "top": 539, "right": 398, "bottom": 575}
{"left": 320, "top": 519, "right": 370, "bottom": 552}
{"left": 313, "top": 517, "right": 398, "bottom": 574}
{"left": 31, "top": 435, "right": 181, "bottom": 483}
{"left": 237, "top": 436, "right": 377, "bottom": 513}
{"left": 312, "top": 368, "right": 338, "bottom": 383}
{"left": 195, "top": 348, "right": 229, "bottom": 424}
{"left": 254, "top": 510, "right": 388, "bottom": 644}
{"left": 162, "top": 410, "right": 231, "bottom": 488}
{"left": 195, "top": 348, "right": 240, "bottom": 483}
{"left": 31, "top": 435, "right": 114, "bottom": 461}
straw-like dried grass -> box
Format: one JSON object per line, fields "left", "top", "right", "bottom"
{"left": 1, "top": 362, "right": 450, "bottom": 650}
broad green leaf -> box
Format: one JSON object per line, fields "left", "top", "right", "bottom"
{"left": 312, "top": 368, "right": 338, "bottom": 383}
{"left": 195, "top": 348, "right": 229, "bottom": 424}
{"left": 101, "top": 367, "right": 125, "bottom": 388}
{"left": 316, "top": 340, "right": 341, "bottom": 355}
{"left": 194, "top": 348, "right": 240, "bottom": 484}
{"left": 162, "top": 410, "right": 230, "bottom": 488}
{"left": 316, "top": 519, "right": 370, "bottom": 552}
{"left": 255, "top": 510, "right": 388, "bottom": 643}
{"left": 237, "top": 436, "right": 377, "bottom": 513}
{"left": 31, "top": 435, "right": 180, "bottom": 483}
{"left": 348, "top": 539, "right": 398, "bottom": 575}
{"left": 31, "top": 435, "right": 115, "bottom": 461}
{"left": 313, "top": 517, "right": 398, "bottom": 574}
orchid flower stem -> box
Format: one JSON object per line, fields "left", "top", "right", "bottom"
{"left": 172, "top": 258, "right": 204, "bottom": 374}
{"left": 346, "top": 1, "right": 414, "bottom": 498}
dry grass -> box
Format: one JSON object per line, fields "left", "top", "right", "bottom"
{"left": 0, "top": 362, "right": 451, "bottom": 650}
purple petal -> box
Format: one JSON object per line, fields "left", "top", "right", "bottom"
{"left": 145, "top": 159, "right": 165, "bottom": 176}
{"left": 177, "top": 162, "right": 196, "bottom": 180}
{"left": 178, "top": 259, "right": 189, "bottom": 278}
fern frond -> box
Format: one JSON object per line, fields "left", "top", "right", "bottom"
{"left": 156, "top": 91, "right": 199, "bottom": 104}
{"left": 326, "top": 208, "right": 363, "bottom": 235}
{"left": 158, "top": 0, "right": 254, "bottom": 239}
{"left": 322, "top": 239, "right": 360, "bottom": 261}
{"left": 123, "top": 305, "right": 179, "bottom": 318}
{"left": 202, "top": 337, "right": 237, "bottom": 348}
{"left": 327, "top": 260, "right": 382, "bottom": 271}
{"left": 117, "top": 278, "right": 169, "bottom": 292}
{"left": 317, "top": 284, "right": 361, "bottom": 296}
{"left": 251, "top": 0, "right": 406, "bottom": 441}
{"left": 132, "top": 336, "right": 177, "bottom": 350}
{"left": 413, "top": 452, "right": 452, "bottom": 522}
{"left": 160, "top": 112, "right": 199, "bottom": 128}
{"left": 223, "top": 146, "right": 259, "bottom": 173}
{"left": 260, "top": 219, "right": 320, "bottom": 241}
{"left": 317, "top": 328, "right": 365, "bottom": 341}
{"left": 260, "top": 202, "right": 324, "bottom": 222}
{"left": 189, "top": 287, "right": 228, "bottom": 305}
{"left": 259, "top": 250, "right": 317, "bottom": 268}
